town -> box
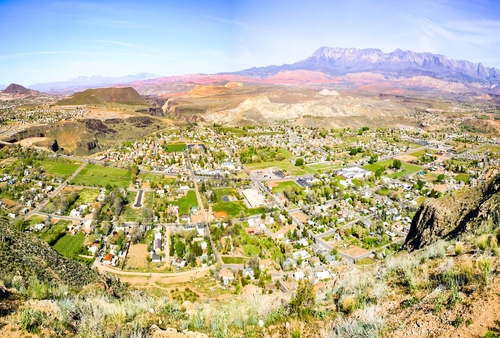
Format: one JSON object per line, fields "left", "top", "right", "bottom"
{"left": 1, "top": 117, "right": 499, "bottom": 298}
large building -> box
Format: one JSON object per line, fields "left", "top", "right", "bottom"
{"left": 242, "top": 188, "right": 266, "bottom": 208}
{"left": 337, "top": 166, "right": 373, "bottom": 179}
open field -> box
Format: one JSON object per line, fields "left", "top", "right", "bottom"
{"left": 169, "top": 190, "right": 198, "bottom": 215}
{"left": 75, "top": 188, "right": 99, "bottom": 204}
{"left": 52, "top": 233, "right": 85, "bottom": 257}
{"left": 71, "top": 164, "right": 132, "bottom": 188}
{"left": 246, "top": 160, "right": 313, "bottom": 176}
{"left": 38, "top": 220, "right": 71, "bottom": 245}
{"left": 165, "top": 143, "right": 187, "bottom": 152}
{"left": 37, "top": 159, "right": 80, "bottom": 178}
{"left": 125, "top": 243, "right": 148, "bottom": 270}
{"left": 211, "top": 201, "right": 266, "bottom": 217}
{"left": 306, "top": 162, "right": 342, "bottom": 172}
{"left": 271, "top": 180, "right": 300, "bottom": 193}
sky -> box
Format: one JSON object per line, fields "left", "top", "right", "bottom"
{"left": 1, "top": 0, "right": 500, "bottom": 86}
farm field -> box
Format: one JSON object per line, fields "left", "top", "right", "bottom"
{"left": 71, "top": 164, "right": 132, "bottom": 188}
{"left": 306, "top": 162, "right": 342, "bottom": 172}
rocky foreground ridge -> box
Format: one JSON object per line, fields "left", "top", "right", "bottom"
{"left": 404, "top": 173, "right": 500, "bottom": 251}
{"left": 0, "top": 221, "right": 118, "bottom": 290}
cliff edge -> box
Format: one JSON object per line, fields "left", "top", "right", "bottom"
{"left": 404, "top": 174, "right": 500, "bottom": 251}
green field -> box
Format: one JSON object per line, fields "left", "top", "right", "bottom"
{"left": 38, "top": 221, "right": 71, "bottom": 245}
{"left": 71, "top": 164, "right": 132, "bottom": 188}
{"left": 408, "top": 148, "right": 435, "bottom": 157}
{"left": 53, "top": 233, "right": 85, "bottom": 257}
{"left": 272, "top": 180, "right": 300, "bottom": 193}
{"left": 306, "top": 162, "right": 342, "bottom": 172}
{"left": 38, "top": 159, "right": 80, "bottom": 178}
{"left": 363, "top": 159, "right": 422, "bottom": 178}
{"left": 455, "top": 173, "right": 471, "bottom": 184}
{"left": 246, "top": 160, "right": 314, "bottom": 176}
{"left": 243, "top": 244, "right": 260, "bottom": 256}
{"left": 165, "top": 143, "right": 187, "bottom": 152}
{"left": 169, "top": 190, "right": 198, "bottom": 215}
{"left": 221, "top": 256, "right": 247, "bottom": 264}
{"left": 76, "top": 188, "right": 99, "bottom": 204}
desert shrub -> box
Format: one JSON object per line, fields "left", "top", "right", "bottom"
{"left": 20, "top": 307, "right": 46, "bottom": 334}
{"left": 340, "top": 295, "right": 357, "bottom": 314}
{"left": 424, "top": 241, "right": 446, "bottom": 260}
{"left": 478, "top": 257, "right": 492, "bottom": 284}
{"left": 455, "top": 242, "right": 463, "bottom": 256}
{"left": 289, "top": 280, "right": 316, "bottom": 318}
{"left": 330, "top": 308, "right": 385, "bottom": 338}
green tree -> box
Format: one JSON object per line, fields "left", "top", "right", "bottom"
{"left": 289, "top": 280, "right": 316, "bottom": 318}
{"left": 295, "top": 158, "right": 304, "bottom": 166}
{"left": 175, "top": 240, "right": 186, "bottom": 257}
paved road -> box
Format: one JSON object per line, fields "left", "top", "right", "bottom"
{"left": 133, "top": 190, "right": 144, "bottom": 208}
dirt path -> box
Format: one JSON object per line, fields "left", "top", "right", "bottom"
{"left": 97, "top": 264, "right": 210, "bottom": 288}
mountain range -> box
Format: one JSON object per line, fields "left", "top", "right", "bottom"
{"left": 29, "top": 73, "right": 159, "bottom": 93}
{"left": 24, "top": 48, "right": 500, "bottom": 96}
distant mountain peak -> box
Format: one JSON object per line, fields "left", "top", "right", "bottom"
{"left": 3, "top": 83, "right": 32, "bottom": 94}
{"left": 30, "top": 73, "right": 161, "bottom": 94}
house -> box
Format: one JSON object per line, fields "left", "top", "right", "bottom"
{"left": 213, "top": 210, "right": 228, "bottom": 220}
{"left": 88, "top": 245, "right": 99, "bottom": 256}
{"left": 181, "top": 215, "right": 191, "bottom": 222}
{"left": 103, "top": 253, "right": 113, "bottom": 265}
{"left": 282, "top": 258, "right": 297, "bottom": 271}
{"left": 243, "top": 268, "right": 255, "bottom": 279}
{"left": 292, "top": 249, "right": 311, "bottom": 261}
{"left": 293, "top": 271, "right": 305, "bottom": 281}
{"left": 151, "top": 252, "right": 162, "bottom": 263}
{"left": 196, "top": 223, "right": 205, "bottom": 236}
{"left": 154, "top": 232, "right": 162, "bottom": 252}
{"left": 219, "top": 268, "right": 235, "bottom": 285}
{"left": 315, "top": 270, "right": 331, "bottom": 280}
{"left": 325, "top": 254, "right": 336, "bottom": 265}
{"left": 259, "top": 258, "right": 273, "bottom": 270}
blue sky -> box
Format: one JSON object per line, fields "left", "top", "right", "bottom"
{"left": 1, "top": 0, "right": 500, "bottom": 86}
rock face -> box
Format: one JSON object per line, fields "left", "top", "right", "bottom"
{"left": 236, "top": 47, "right": 500, "bottom": 85}
{"left": 404, "top": 174, "right": 500, "bottom": 251}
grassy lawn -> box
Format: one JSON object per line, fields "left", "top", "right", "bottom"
{"left": 364, "top": 160, "right": 422, "bottom": 178}
{"left": 52, "top": 233, "right": 85, "bottom": 257}
{"left": 212, "top": 188, "right": 239, "bottom": 203}
{"left": 211, "top": 201, "right": 266, "bottom": 218}
{"left": 123, "top": 191, "right": 140, "bottom": 221}
{"left": 408, "top": 149, "right": 435, "bottom": 157}
{"left": 71, "top": 164, "right": 132, "bottom": 188}
{"left": 243, "top": 244, "right": 260, "bottom": 256}
{"left": 165, "top": 143, "right": 187, "bottom": 152}
{"left": 76, "top": 188, "right": 99, "bottom": 204}
{"left": 477, "top": 145, "right": 500, "bottom": 153}
{"left": 37, "top": 159, "right": 80, "bottom": 178}
{"left": 169, "top": 190, "right": 198, "bottom": 215}
{"left": 455, "top": 173, "right": 471, "bottom": 184}
{"left": 272, "top": 180, "right": 300, "bottom": 193}
{"left": 38, "top": 220, "right": 71, "bottom": 245}
{"left": 27, "top": 215, "right": 46, "bottom": 226}
{"left": 277, "top": 148, "right": 294, "bottom": 159}
{"left": 363, "top": 159, "right": 393, "bottom": 172}
{"left": 246, "top": 160, "right": 309, "bottom": 176}
{"left": 306, "top": 162, "right": 342, "bottom": 172}
{"left": 222, "top": 256, "right": 247, "bottom": 264}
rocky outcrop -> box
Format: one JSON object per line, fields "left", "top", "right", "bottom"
{"left": 3, "top": 83, "right": 32, "bottom": 94}
{"left": 404, "top": 174, "right": 500, "bottom": 251}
